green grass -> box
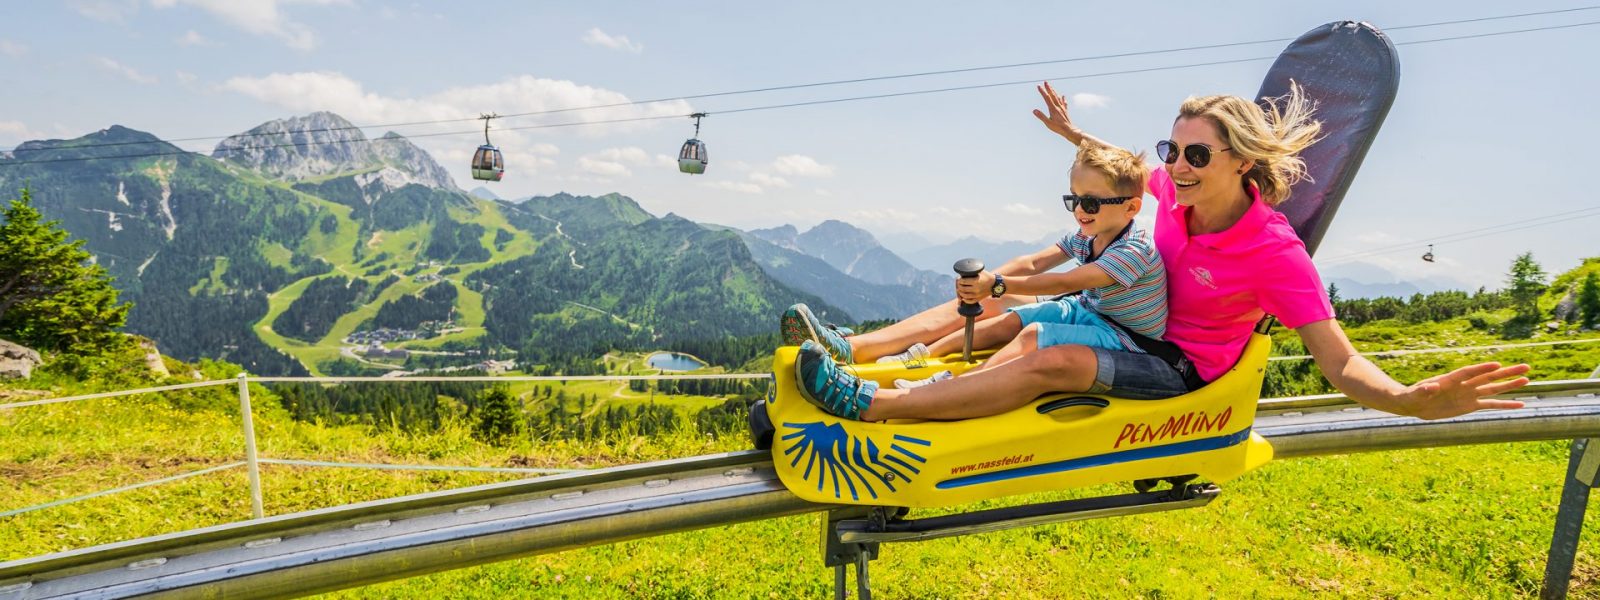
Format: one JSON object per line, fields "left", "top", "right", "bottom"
{"left": 6, "top": 381, "right": 1600, "bottom": 598}
{"left": 4, "top": 331, "right": 1600, "bottom": 597}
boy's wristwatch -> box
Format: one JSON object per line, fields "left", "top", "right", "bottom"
{"left": 990, "top": 274, "right": 1006, "bottom": 297}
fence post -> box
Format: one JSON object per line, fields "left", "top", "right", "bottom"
{"left": 238, "top": 372, "right": 264, "bottom": 520}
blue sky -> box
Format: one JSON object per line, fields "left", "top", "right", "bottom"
{"left": 1, "top": 1, "right": 1597, "bottom": 290}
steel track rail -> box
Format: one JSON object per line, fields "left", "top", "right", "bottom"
{"left": 4, "top": 381, "right": 1598, "bottom": 599}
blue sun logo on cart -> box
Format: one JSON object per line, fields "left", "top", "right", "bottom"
{"left": 779, "top": 421, "right": 930, "bottom": 501}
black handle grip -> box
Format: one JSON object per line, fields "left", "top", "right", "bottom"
{"left": 1036, "top": 397, "right": 1111, "bottom": 414}
{"left": 953, "top": 258, "right": 984, "bottom": 278}
{"left": 953, "top": 258, "right": 985, "bottom": 318}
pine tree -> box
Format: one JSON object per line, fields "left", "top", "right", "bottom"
{"left": 1327, "top": 282, "right": 1341, "bottom": 306}
{"left": 1579, "top": 272, "right": 1600, "bottom": 329}
{"left": 1505, "top": 252, "right": 1548, "bottom": 323}
{"left": 0, "top": 188, "right": 132, "bottom": 354}
{"left": 473, "top": 387, "right": 519, "bottom": 444}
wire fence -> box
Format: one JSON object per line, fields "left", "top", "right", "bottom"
{"left": 3, "top": 336, "right": 1599, "bottom": 520}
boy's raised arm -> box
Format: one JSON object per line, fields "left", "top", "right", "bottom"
{"left": 1034, "top": 81, "right": 1113, "bottom": 149}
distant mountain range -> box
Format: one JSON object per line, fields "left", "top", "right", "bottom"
{"left": 1320, "top": 262, "right": 1478, "bottom": 299}
{"left": 0, "top": 113, "right": 950, "bottom": 374}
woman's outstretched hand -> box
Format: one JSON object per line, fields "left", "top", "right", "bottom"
{"left": 1033, "top": 81, "right": 1082, "bottom": 144}
{"left": 1399, "top": 362, "right": 1531, "bottom": 420}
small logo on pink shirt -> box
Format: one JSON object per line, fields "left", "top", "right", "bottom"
{"left": 1190, "top": 267, "right": 1217, "bottom": 289}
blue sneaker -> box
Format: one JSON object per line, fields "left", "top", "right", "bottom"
{"left": 780, "top": 303, "right": 854, "bottom": 363}
{"left": 795, "top": 340, "right": 879, "bottom": 420}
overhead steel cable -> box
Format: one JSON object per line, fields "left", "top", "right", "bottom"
{"left": 1316, "top": 205, "right": 1600, "bottom": 265}
{"left": 5, "top": 18, "right": 1600, "bottom": 168}
{"left": 5, "top": 6, "right": 1597, "bottom": 155}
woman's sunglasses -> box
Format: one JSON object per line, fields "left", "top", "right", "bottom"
{"left": 1155, "top": 140, "right": 1231, "bottom": 168}
{"left": 1062, "top": 194, "right": 1133, "bottom": 214}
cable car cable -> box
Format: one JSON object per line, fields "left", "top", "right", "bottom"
{"left": 11, "top": 6, "right": 1595, "bottom": 154}
{"left": 1316, "top": 205, "right": 1600, "bottom": 265}
{"left": 5, "top": 18, "right": 1599, "bottom": 168}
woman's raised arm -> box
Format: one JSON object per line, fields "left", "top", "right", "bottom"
{"left": 1297, "top": 318, "right": 1531, "bottom": 419}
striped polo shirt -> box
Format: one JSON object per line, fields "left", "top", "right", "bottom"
{"left": 1057, "top": 221, "right": 1169, "bottom": 350}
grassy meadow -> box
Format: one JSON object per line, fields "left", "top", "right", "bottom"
{"left": 3, "top": 317, "right": 1600, "bottom": 598}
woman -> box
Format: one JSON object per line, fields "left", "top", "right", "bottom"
{"left": 793, "top": 81, "right": 1530, "bottom": 422}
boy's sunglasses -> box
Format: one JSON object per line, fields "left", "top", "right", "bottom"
{"left": 1063, "top": 194, "right": 1133, "bottom": 214}
{"left": 1155, "top": 140, "right": 1231, "bottom": 168}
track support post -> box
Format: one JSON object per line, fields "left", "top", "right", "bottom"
{"left": 1542, "top": 437, "right": 1600, "bottom": 599}
{"left": 823, "top": 507, "right": 883, "bottom": 600}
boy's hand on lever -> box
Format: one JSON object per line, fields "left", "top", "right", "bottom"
{"left": 1033, "top": 81, "right": 1082, "bottom": 144}
{"left": 955, "top": 270, "right": 997, "bottom": 303}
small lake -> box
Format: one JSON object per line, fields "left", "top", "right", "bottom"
{"left": 646, "top": 352, "right": 707, "bottom": 372}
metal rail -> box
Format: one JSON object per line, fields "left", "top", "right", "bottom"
{"left": 4, "top": 380, "right": 1599, "bottom": 599}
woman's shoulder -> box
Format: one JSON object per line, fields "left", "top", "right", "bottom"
{"left": 1255, "top": 212, "right": 1315, "bottom": 266}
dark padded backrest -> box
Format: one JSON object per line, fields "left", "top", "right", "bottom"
{"left": 1256, "top": 21, "right": 1400, "bottom": 257}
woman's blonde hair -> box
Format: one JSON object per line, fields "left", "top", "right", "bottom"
{"left": 1074, "top": 142, "right": 1148, "bottom": 198}
{"left": 1177, "top": 81, "right": 1321, "bottom": 205}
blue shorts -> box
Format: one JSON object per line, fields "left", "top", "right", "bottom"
{"left": 1007, "top": 297, "right": 1132, "bottom": 353}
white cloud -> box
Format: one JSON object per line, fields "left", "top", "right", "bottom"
{"left": 70, "top": 0, "right": 138, "bottom": 22}
{"left": 1002, "top": 203, "right": 1043, "bottom": 216}
{"left": 748, "top": 172, "right": 791, "bottom": 188}
{"left": 770, "top": 154, "right": 835, "bottom": 178}
{"left": 577, "top": 156, "right": 631, "bottom": 178}
{"left": 94, "top": 57, "right": 158, "bottom": 84}
{"left": 814, "top": 188, "right": 833, "bottom": 197}
{"left": 218, "top": 72, "right": 689, "bottom": 137}
{"left": 176, "top": 30, "right": 212, "bottom": 46}
{"left": 175, "top": 70, "right": 198, "bottom": 84}
{"left": 575, "top": 146, "right": 665, "bottom": 178}
{"left": 704, "top": 181, "right": 763, "bottom": 194}
{"left": 582, "top": 28, "right": 643, "bottom": 54}
{"left": 151, "top": 0, "right": 345, "bottom": 51}
{"left": 0, "top": 121, "right": 47, "bottom": 143}
{"left": 1071, "top": 93, "right": 1112, "bottom": 109}
{"left": 0, "top": 40, "right": 27, "bottom": 58}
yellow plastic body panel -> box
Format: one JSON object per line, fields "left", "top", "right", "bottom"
{"left": 767, "top": 334, "right": 1275, "bottom": 508}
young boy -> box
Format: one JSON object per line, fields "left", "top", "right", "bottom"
{"left": 875, "top": 141, "right": 1169, "bottom": 388}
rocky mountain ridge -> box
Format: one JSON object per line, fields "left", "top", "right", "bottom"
{"left": 212, "top": 112, "right": 457, "bottom": 190}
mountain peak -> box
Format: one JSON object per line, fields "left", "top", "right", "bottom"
{"left": 10, "top": 125, "right": 179, "bottom": 160}
{"left": 212, "top": 112, "right": 455, "bottom": 190}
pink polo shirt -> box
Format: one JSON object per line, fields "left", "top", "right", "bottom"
{"left": 1147, "top": 168, "right": 1334, "bottom": 382}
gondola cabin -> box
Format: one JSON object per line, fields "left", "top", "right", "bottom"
{"left": 678, "top": 138, "right": 707, "bottom": 174}
{"left": 471, "top": 145, "right": 504, "bottom": 182}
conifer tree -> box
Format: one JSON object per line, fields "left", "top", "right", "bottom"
{"left": 1505, "top": 252, "right": 1547, "bottom": 323}
{"left": 1579, "top": 272, "right": 1600, "bottom": 329}
{"left": 473, "top": 387, "right": 519, "bottom": 443}
{"left": 0, "top": 188, "right": 131, "bottom": 354}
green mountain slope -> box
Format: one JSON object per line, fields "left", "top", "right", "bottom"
{"left": 1, "top": 124, "right": 852, "bottom": 375}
